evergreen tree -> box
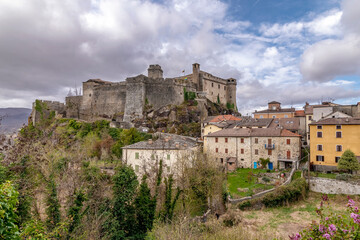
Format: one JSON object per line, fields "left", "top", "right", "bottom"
{"left": 45, "top": 175, "right": 61, "bottom": 230}
{"left": 161, "top": 174, "right": 181, "bottom": 223}
{"left": 67, "top": 190, "right": 87, "bottom": 236}
{"left": 338, "top": 149, "right": 360, "bottom": 174}
{"left": 133, "top": 175, "right": 156, "bottom": 239}
{"left": 110, "top": 165, "right": 138, "bottom": 240}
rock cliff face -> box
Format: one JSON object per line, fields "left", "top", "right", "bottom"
{"left": 132, "top": 99, "right": 239, "bottom": 137}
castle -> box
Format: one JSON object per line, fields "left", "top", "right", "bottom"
{"left": 33, "top": 63, "right": 237, "bottom": 123}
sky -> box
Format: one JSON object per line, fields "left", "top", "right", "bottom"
{"left": 0, "top": 0, "right": 360, "bottom": 115}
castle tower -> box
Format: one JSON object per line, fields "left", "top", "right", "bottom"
{"left": 226, "top": 78, "right": 237, "bottom": 110}
{"left": 192, "top": 63, "right": 201, "bottom": 90}
{"left": 148, "top": 64, "right": 163, "bottom": 79}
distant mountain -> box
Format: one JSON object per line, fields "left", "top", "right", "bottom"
{"left": 0, "top": 108, "right": 32, "bottom": 134}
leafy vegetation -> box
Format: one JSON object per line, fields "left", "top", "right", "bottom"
{"left": 338, "top": 149, "right": 360, "bottom": 174}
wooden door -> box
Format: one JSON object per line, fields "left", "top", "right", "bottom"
{"left": 287, "top": 151, "right": 291, "bottom": 159}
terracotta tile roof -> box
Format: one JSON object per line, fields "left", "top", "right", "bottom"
{"left": 310, "top": 117, "right": 360, "bottom": 125}
{"left": 268, "top": 101, "right": 281, "bottom": 104}
{"left": 254, "top": 107, "right": 295, "bottom": 114}
{"left": 205, "top": 128, "right": 301, "bottom": 138}
{"left": 280, "top": 129, "right": 302, "bottom": 137}
{"left": 295, "top": 110, "right": 305, "bottom": 117}
{"left": 206, "top": 115, "right": 242, "bottom": 123}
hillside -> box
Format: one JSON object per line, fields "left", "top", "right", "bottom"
{"left": 0, "top": 107, "right": 31, "bottom": 133}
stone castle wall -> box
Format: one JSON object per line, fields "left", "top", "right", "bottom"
{"left": 33, "top": 63, "right": 238, "bottom": 124}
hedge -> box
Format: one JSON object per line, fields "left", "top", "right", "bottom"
{"left": 238, "top": 177, "right": 308, "bottom": 210}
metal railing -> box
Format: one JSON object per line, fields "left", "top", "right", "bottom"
{"left": 264, "top": 144, "right": 275, "bottom": 149}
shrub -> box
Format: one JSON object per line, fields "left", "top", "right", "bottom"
{"left": 336, "top": 173, "right": 352, "bottom": 181}
{"left": 262, "top": 176, "right": 271, "bottom": 183}
{"left": 338, "top": 149, "right": 360, "bottom": 174}
{"left": 238, "top": 178, "right": 308, "bottom": 210}
{"left": 291, "top": 196, "right": 360, "bottom": 239}
{"left": 262, "top": 178, "right": 307, "bottom": 208}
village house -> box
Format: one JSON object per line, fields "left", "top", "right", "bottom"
{"left": 203, "top": 128, "right": 301, "bottom": 171}
{"left": 201, "top": 115, "right": 242, "bottom": 138}
{"left": 309, "top": 117, "right": 360, "bottom": 172}
{"left": 122, "top": 133, "right": 200, "bottom": 176}
{"left": 253, "top": 101, "right": 295, "bottom": 119}
{"left": 304, "top": 102, "right": 360, "bottom": 145}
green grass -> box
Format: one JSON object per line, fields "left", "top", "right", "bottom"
{"left": 311, "top": 172, "right": 337, "bottom": 179}
{"left": 227, "top": 168, "right": 275, "bottom": 198}
{"left": 292, "top": 170, "right": 302, "bottom": 180}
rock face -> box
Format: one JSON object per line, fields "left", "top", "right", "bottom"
{"left": 131, "top": 99, "right": 238, "bottom": 137}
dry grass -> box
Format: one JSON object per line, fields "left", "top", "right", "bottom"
{"left": 149, "top": 192, "right": 359, "bottom": 240}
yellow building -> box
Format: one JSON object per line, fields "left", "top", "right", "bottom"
{"left": 253, "top": 101, "right": 295, "bottom": 119}
{"left": 310, "top": 118, "right": 360, "bottom": 172}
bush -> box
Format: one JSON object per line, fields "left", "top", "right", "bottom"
{"left": 238, "top": 178, "right": 308, "bottom": 210}
{"left": 336, "top": 173, "right": 352, "bottom": 181}
{"left": 292, "top": 196, "right": 360, "bottom": 239}
{"left": 262, "top": 176, "right": 271, "bottom": 183}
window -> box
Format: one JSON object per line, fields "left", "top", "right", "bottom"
{"left": 216, "top": 148, "right": 218, "bottom": 153}
{"left": 224, "top": 86, "right": 226, "bottom": 90}
{"left": 215, "top": 137, "right": 218, "bottom": 143}
{"left": 317, "top": 125, "right": 322, "bottom": 129}
{"left": 335, "top": 156, "right": 340, "bottom": 163}
{"left": 167, "top": 166, "right": 171, "bottom": 172}
{"left": 308, "top": 134, "right": 310, "bottom": 140}
{"left": 317, "top": 132, "right": 323, "bottom": 138}
{"left": 336, "top": 125, "right": 342, "bottom": 129}
{"left": 225, "top": 148, "right": 228, "bottom": 153}
{"left": 272, "top": 115, "right": 276, "bottom": 118}
{"left": 241, "top": 149, "right": 244, "bottom": 154}
{"left": 135, "top": 152, "right": 139, "bottom": 159}
{"left": 212, "top": 83, "right": 214, "bottom": 87}
{"left": 316, "top": 155, "right": 324, "bottom": 162}
{"left": 167, "top": 154, "right": 170, "bottom": 160}
{"left": 336, "top": 145, "right": 342, "bottom": 152}
{"left": 255, "top": 138, "right": 258, "bottom": 144}
{"left": 135, "top": 165, "right": 139, "bottom": 172}
{"left": 284, "top": 115, "right": 288, "bottom": 118}
{"left": 260, "top": 115, "right": 263, "bottom": 118}
{"left": 220, "top": 158, "right": 223, "bottom": 163}
{"left": 241, "top": 138, "right": 244, "bottom": 143}
{"left": 268, "top": 149, "right": 272, "bottom": 155}
{"left": 308, "top": 116, "right": 312, "bottom": 120}
{"left": 286, "top": 139, "right": 291, "bottom": 145}
{"left": 317, "top": 145, "right": 323, "bottom": 151}
{"left": 336, "top": 132, "right": 342, "bottom": 138}
{"left": 218, "top": 84, "right": 220, "bottom": 89}
{"left": 225, "top": 138, "right": 228, "bottom": 143}
{"left": 255, "top": 149, "right": 258, "bottom": 155}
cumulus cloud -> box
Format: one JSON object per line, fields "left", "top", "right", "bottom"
{"left": 300, "top": 0, "right": 360, "bottom": 82}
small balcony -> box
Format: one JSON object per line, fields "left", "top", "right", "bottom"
{"left": 264, "top": 144, "right": 275, "bottom": 149}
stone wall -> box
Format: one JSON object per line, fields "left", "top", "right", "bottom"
{"left": 123, "top": 75, "right": 146, "bottom": 122}
{"left": 31, "top": 100, "right": 66, "bottom": 125}
{"left": 309, "top": 177, "right": 360, "bottom": 195}
{"left": 144, "top": 78, "right": 196, "bottom": 111}
{"left": 91, "top": 82, "right": 127, "bottom": 119}
{"left": 65, "top": 96, "right": 82, "bottom": 119}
